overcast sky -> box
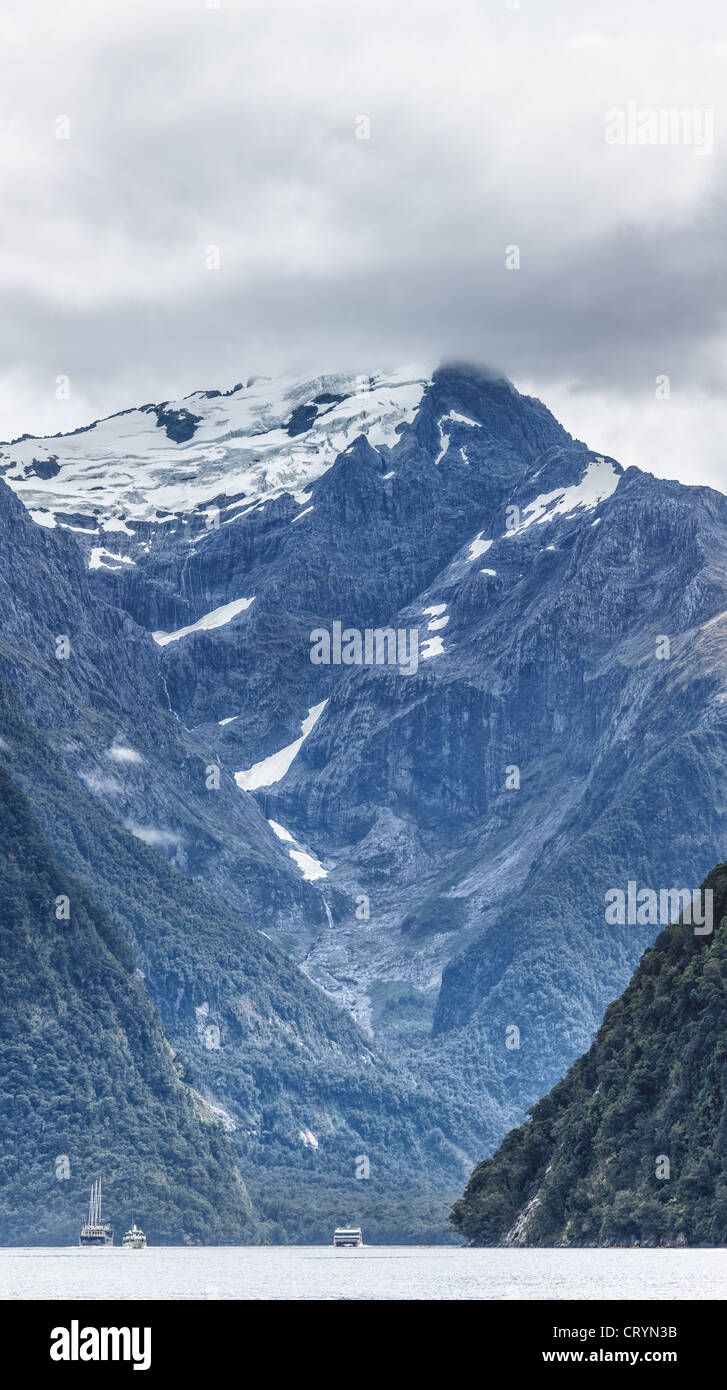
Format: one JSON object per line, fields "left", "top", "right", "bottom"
{"left": 1, "top": 0, "right": 726, "bottom": 488}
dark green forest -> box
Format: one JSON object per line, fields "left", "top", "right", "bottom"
{"left": 451, "top": 863, "right": 727, "bottom": 1247}
{"left": 0, "top": 764, "right": 255, "bottom": 1244}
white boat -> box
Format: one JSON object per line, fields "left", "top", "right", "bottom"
{"left": 79, "top": 1178, "right": 114, "bottom": 1246}
{"left": 333, "top": 1226, "right": 363, "bottom": 1247}
{"left": 122, "top": 1222, "right": 147, "bottom": 1249}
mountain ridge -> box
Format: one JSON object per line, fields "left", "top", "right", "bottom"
{"left": 4, "top": 359, "right": 727, "bottom": 1196}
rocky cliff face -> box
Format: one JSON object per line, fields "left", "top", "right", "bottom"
{"left": 0, "top": 654, "right": 473, "bottom": 1243}
{"left": 4, "top": 361, "right": 727, "bottom": 1165}
{"left": 0, "top": 467, "right": 332, "bottom": 956}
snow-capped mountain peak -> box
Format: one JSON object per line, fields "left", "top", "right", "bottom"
{"left": 0, "top": 365, "right": 431, "bottom": 529}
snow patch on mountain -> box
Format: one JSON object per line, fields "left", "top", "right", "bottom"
{"left": 434, "top": 425, "right": 450, "bottom": 465}
{"left": 89, "top": 546, "right": 135, "bottom": 571}
{"left": 235, "top": 701, "right": 327, "bottom": 790}
{"left": 153, "top": 597, "right": 255, "bottom": 646}
{"left": 268, "top": 819, "right": 296, "bottom": 844}
{"left": 267, "top": 817, "right": 328, "bottom": 881}
{"left": 505, "top": 457, "right": 619, "bottom": 536}
{"left": 423, "top": 605, "right": 450, "bottom": 632}
{"left": 421, "top": 636, "right": 445, "bottom": 659}
{"left": 449, "top": 411, "right": 481, "bottom": 428}
{"left": 467, "top": 534, "right": 493, "bottom": 562}
{"left": 289, "top": 849, "right": 328, "bottom": 882}
{"left": 433, "top": 409, "right": 483, "bottom": 466}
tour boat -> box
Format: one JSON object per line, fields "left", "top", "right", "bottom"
{"left": 79, "top": 1178, "right": 114, "bottom": 1246}
{"left": 122, "top": 1222, "right": 147, "bottom": 1249}
{"left": 333, "top": 1226, "right": 363, "bottom": 1247}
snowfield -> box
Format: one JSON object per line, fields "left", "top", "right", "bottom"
{"left": 235, "top": 701, "right": 327, "bottom": 790}
{"left": 1, "top": 366, "right": 431, "bottom": 528}
{"left": 153, "top": 597, "right": 255, "bottom": 646}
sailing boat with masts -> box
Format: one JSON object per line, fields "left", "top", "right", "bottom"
{"left": 79, "top": 1178, "right": 114, "bottom": 1246}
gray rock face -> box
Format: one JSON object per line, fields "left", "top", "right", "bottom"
{"left": 0, "top": 469, "right": 331, "bottom": 951}
{"left": 4, "top": 361, "right": 727, "bottom": 1162}
{"left": 0, "top": 503, "right": 476, "bottom": 1242}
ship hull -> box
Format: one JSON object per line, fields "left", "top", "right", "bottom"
{"left": 333, "top": 1228, "right": 363, "bottom": 1247}
{"left": 79, "top": 1221, "right": 114, "bottom": 1247}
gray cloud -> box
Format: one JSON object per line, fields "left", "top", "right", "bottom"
{"left": 1, "top": 0, "right": 726, "bottom": 485}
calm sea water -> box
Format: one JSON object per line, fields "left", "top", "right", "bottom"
{"left": 0, "top": 1246, "right": 725, "bottom": 1300}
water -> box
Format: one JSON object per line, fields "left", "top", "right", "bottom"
{"left": 1, "top": 1246, "right": 726, "bottom": 1300}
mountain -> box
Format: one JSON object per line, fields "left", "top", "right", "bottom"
{"left": 4, "top": 360, "right": 727, "bottom": 1179}
{"left": 0, "top": 442, "right": 333, "bottom": 961}
{"left": 0, "top": 422, "right": 477, "bottom": 1241}
{"left": 450, "top": 865, "right": 727, "bottom": 1248}
{"left": 0, "top": 762, "right": 254, "bottom": 1245}
{"left": 0, "top": 367, "right": 427, "bottom": 530}
{"left": 0, "top": 674, "right": 472, "bottom": 1244}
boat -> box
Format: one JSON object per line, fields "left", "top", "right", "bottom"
{"left": 122, "top": 1222, "right": 147, "bottom": 1249}
{"left": 333, "top": 1226, "right": 363, "bottom": 1247}
{"left": 79, "top": 1178, "right": 114, "bottom": 1246}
